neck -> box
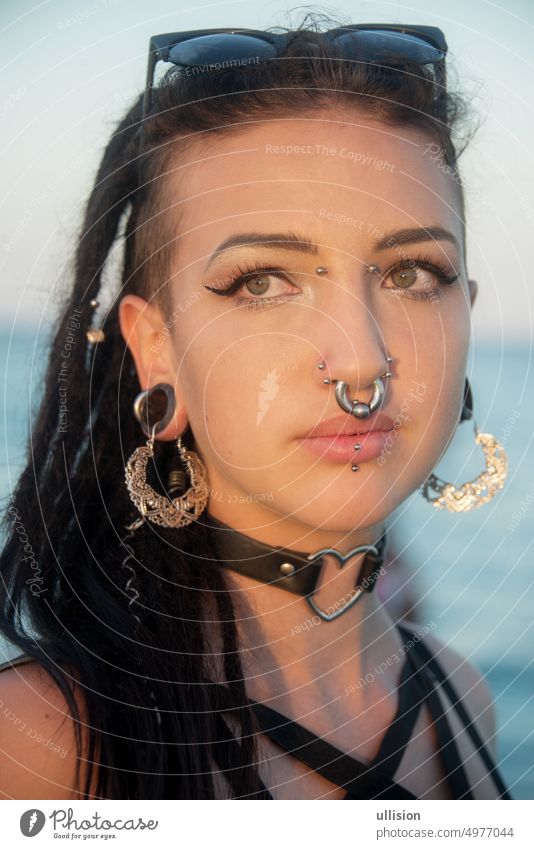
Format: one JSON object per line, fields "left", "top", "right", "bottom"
{"left": 200, "top": 504, "right": 387, "bottom": 614}
{"left": 198, "top": 504, "right": 400, "bottom": 705}
{"left": 221, "top": 566, "right": 400, "bottom": 715}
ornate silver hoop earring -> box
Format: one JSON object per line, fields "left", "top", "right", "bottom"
{"left": 421, "top": 381, "right": 508, "bottom": 512}
{"left": 125, "top": 383, "right": 209, "bottom": 529}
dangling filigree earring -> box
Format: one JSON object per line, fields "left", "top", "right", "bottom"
{"left": 421, "top": 378, "right": 508, "bottom": 512}
{"left": 124, "top": 383, "right": 210, "bottom": 529}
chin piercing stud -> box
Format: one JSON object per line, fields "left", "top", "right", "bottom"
{"left": 354, "top": 443, "right": 361, "bottom": 451}
{"left": 351, "top": 464, "right": 359, "bottom": 472}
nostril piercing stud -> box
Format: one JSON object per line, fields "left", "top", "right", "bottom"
{"left": 318, "top": 362, "right": 331, "bottom": 383}
{"left": 316, "top": 266, "right": 328, "bottom": 275}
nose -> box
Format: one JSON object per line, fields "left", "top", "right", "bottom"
{"left": 316, "top": 288, "right": 390, "bottom": 399}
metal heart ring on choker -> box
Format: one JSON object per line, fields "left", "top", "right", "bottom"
{"left": 200, "top": 510, "right": 388, "bottom": 622}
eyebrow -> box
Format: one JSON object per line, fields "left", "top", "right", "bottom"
{"left": 205, "top": 226, "right": 461, "bottom": 270}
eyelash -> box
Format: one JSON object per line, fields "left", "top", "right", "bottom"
{"left": 203, "top": 256, "right": 459, "bottom": 311}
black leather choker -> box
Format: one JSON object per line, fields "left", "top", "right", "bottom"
{"left": 199, "top": 511, "right": 388, "bottom": 621}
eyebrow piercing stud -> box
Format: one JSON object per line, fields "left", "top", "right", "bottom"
{"left": 316, "top": 265, "right": 380, "bottom": 274}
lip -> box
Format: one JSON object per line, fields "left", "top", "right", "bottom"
{"left": 298, "top": 412, "right": 397, "bottom": 464}
{"left": 301, "top": 411, "right": 395, "bottom": 438}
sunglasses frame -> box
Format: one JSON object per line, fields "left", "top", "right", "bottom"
{"left": 142, "top": 23, "right": 448, "bottom": 126}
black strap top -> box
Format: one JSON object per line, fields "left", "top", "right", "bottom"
{"left": 210, "top": 623, "right": 513, "bottom": 800}
{"left": 0, "top": 623, "right": 512, "bottom": 800}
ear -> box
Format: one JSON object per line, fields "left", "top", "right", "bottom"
{"left": 468, "top": 278, "right": 478, "bottom": 308}
{"left": 118, "top": 294, "right": 188, "bottom": 440}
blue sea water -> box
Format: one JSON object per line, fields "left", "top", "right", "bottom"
{"left": 0, "top": 327, "right": 532, "bottom": 799}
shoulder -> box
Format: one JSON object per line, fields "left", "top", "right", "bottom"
{"left": 0, "top": 655, "right": 91, "bottom": 799}
{"left": 400, "top": 619, "right": 498, "bottom": 760}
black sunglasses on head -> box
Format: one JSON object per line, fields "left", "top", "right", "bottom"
{"left": 142, "top": 24, "right": 448, "bottom": 121}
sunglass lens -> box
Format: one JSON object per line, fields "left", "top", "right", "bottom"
{"left": 168, "top": 33, "right": 277, "bottom": 67}
{"left": 334, "top": 30, "right": 444, "bottom": 65}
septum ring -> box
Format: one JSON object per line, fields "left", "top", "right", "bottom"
{"left": 318, "top": 356, "right": 393, "bottom": 419}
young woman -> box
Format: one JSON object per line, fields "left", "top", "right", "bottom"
{"left": 0, "top": 16, "right": 511, "bottom": 800}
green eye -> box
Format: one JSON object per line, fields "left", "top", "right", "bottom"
{"left": 244, "top": 274, "right": 271, "bottom": 295}
{"left": 391, "top": 267, "right": 417, "bottom": 288}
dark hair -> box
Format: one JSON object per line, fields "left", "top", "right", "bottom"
{"left": 0, "top": 11, "right": 471, "bottom": 799}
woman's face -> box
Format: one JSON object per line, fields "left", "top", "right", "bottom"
{"left": 120, "top": 108, "right": 476, "bottom": 540}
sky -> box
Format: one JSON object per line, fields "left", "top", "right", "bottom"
{"left": 0, "top": 0, "right": 533, "bottom": 342}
